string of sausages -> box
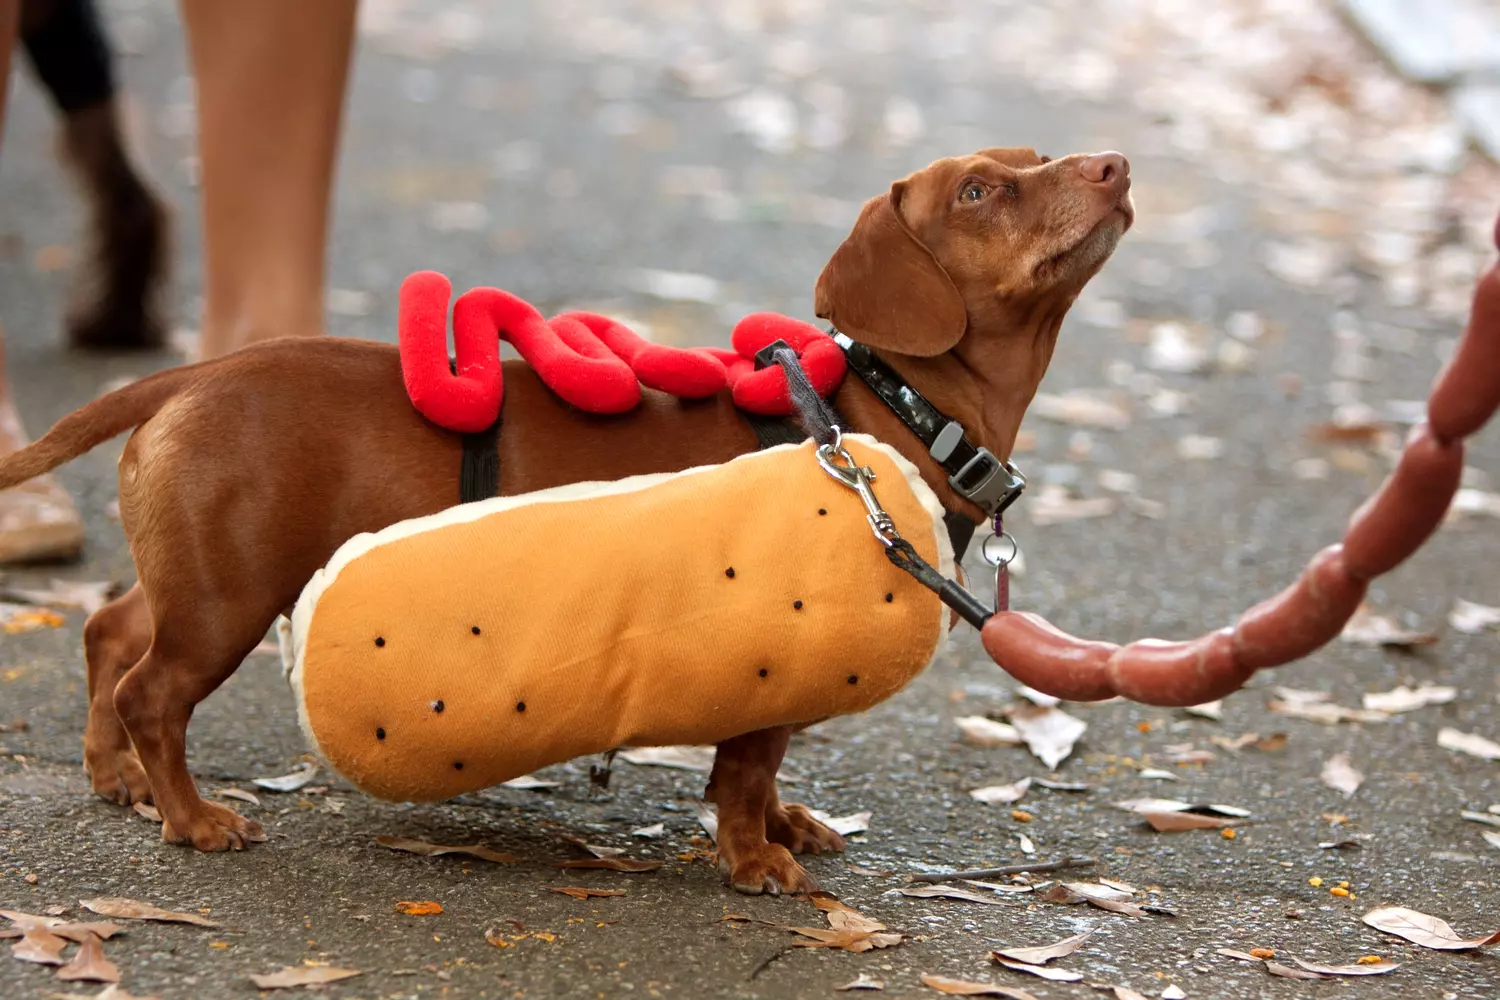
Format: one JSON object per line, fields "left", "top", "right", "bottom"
{"left": 397, "top": 270, "right": 846, "bottom": 434}
{"left": 979, "top": 216, "right": 1500, "bottom": 707}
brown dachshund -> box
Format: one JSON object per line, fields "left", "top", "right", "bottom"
{"left": 0, "top": 146, "right": 1133, "bottom": 895}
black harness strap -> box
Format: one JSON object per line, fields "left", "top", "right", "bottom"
{"left": 450, "top": 359, "right": 504, "bottom": 505}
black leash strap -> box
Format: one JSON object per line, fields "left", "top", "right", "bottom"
{"left": 769, "top": 346, "right": 995, "bottom": 629}
{"left": 451, "top": 358, "right": 503, "bottom": 504}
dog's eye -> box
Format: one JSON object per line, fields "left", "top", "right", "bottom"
{"left": 1038, "top": 155, "right": 1052, "bottom": 164}
{"left": 959, "top": 181, "right": 987, "bottom": 203}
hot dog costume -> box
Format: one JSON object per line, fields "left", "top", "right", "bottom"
{"left": 280, "top": 435, "right": 952, "bottom": 803}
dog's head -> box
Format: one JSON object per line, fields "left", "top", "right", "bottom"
{"left": 815, "top": 148, "right": 1133, "bottom": 357}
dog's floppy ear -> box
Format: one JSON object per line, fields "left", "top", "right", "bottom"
{"left": 814, "top": 181, "right": 966, "bottom": 357}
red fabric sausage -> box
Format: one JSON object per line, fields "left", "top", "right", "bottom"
{"left": 979, "top": 612, "right": 1120, "bottom": 702}
{"left": 1105, "top": 629, "right": 1248, "bottom": 707}
{"left": 1231, "top": 545, "right": 1366, "bottom": 671}
{"left": 1341, "top": 423, "right": 1463, "bottom": 580}
{"left": 1429, "top": 260, "right": 1500, "bottom": 441}
{"left": 398, "top": 271, "right": 503, "bottom": 434}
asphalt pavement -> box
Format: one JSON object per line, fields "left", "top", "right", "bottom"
{"left": 1, "top": 1, "right": 1498, "bottom": 998}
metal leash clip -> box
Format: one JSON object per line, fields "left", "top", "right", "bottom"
{"left": 980, "top": 525, "right": 1018, "bottom": 614}
{"left": 815, "top": 427, "right": 901, "bottom": 547}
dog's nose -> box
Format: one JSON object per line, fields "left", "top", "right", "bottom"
{"left": 1079, "top": 152, "right": 1130, "bottom": 190}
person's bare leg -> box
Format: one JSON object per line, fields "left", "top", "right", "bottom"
{"left": 181, "top": 0, "right": 356, "bottom": 360}
{"left": 0, "top": 0, "right": 86, "bottom": 564}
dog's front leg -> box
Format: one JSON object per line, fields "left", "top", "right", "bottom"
{"left": 707, "top": 725, "right": 821, "bottom": 895}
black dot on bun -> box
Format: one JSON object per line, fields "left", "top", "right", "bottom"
{"left": 847, "top": 675, "right": 859, "bottom": 685}
{"left": 516, "top": 701, "right": 526, "bottom": 713}
{"left": 432, "top": 700, "right": 445, "bottom": 713}
{"left": 453, "top": 761, "right": 464, "bottom": 770}
{"left": 374, "top": 637, "right": 385, "bottom": 648}
{"left": 818, "top": 508, "right": 827, "bottom": 516}
{"left": 758, "top": 668, "right": 768, "bottom": 678}
{"left": 884, "top": 593, "right": 894, "bottom": 603}
{"left": 376, "top": 727, "right": 386, "bottom": 741}
{"left": 471, "top": 625, "right": 481, "bottom": 635}
{"left": 725, "top": 567, "right": 736, "bottom": 579}
{"left": 793, "top": 600, "right": 803, "bottom": 610}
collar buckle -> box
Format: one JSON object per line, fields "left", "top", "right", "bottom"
{"left": 949, "top": 447, "right": 1026, "bottom": 518}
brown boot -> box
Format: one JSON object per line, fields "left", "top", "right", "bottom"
{"left": 58, "top": 99, "right": 170, "bottom": 350}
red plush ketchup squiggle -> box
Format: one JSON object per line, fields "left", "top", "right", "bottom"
{"left": 397, "top": 270, "right": 846, "bottom": 432}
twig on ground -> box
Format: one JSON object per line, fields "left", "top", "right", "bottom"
{"left": 904, "top": 855, "right": 1096, "bottom": 883}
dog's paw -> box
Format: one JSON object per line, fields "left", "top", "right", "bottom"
{"left": 766, "top": 803, "right": 846, "bottom": 856}
{"left": 161, "top": 800, "right": 267, "bottom": 852}
{"left": 85, "top": 748, "right": 154, "bottom": 806}
{"left": 720, "top": 842, "right": 819, "bottom": 896}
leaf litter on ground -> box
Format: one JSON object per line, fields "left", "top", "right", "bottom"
{"left": 0, "top": 579, "right": 118, "bottom": 616}
{"left": 376, "top": 836, "right": 520, "bottom": 864}
{"left": 836, "top": 973, "right": 886, "bottom": 991}
{"left": 1437, "top": 727, "right": 1500, "bottom": 760}
{"left": 79, "top": 899, "right": 217, "bottom": 928}
{"left": 990, "top": 930, "right": 1092, "bottom": 965}
{"left": 1267, "top": 688, "right": 1389, "bottom": 725}
{"left": 969, "top": 777, "right": 1031, "bottom": 805}
{"left": 1005, "top": 704, "right": 1087, "bottom": 770}
{"left": 547, "top": 887, "right": 626, "bottom": 900}
{"left": 1113, "top": 798, "right": 1248, "bottom": 831}
{"left": 248, "top": 965, "right": 363, "bottom": 989}
{"left": 553, "top": 857, "right": 663, "bottom": 873}
{"left": 1339, "top": 604, "right": 1438, "bottom": 647}
{"left": 1361, "top": 684, "right": 1456, "bottom": 713}
{"left": 990, "top": 955, "right": 1084, "bottom": 981}
{"left": 809, "top": 809, "right": 873, "bottom": 835}
{"left": 1449, "top": 598, "right": 1500, "bottom": 634}
{"left": 765, "top": 892, "right": 903, "bottom": 953}
{"left": 1320, "top": 753, "right": 1364, "bottom": 797}
{"left": 920, "top": 974, "right": 1040, "bottom": 998}
{"left": 898, "top": 885, "right": 1015, "bottom": 907}
{"left": 55, "top": 933, "right": 119, "bottom": 984}
{"left": 251, "top": 762, "right": 319, "bottom": 792}
{"left": 955, "top": 716, "right": 1023, "bottom": 748}
{"left": 1361, "top": 906, "right": 1500, "bottom": 950}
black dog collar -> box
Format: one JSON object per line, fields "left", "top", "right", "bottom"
{"left": 829, "top": 332, "right": 1026, "bottom": 521}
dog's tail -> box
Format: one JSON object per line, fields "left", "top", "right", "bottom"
{"left": 0, "top": 362, "right": 202, "bottom": 489}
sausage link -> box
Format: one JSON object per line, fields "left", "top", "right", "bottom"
{"left": 1230, "top": 545, "right": 1367, "bottom": 670}
{"left": 1429, "top": 260, "right": 1500, "bottom": 441}
{"left": 1341, "top": 423, "right": 1464, "bottom": 580}
{"left": 1105, "top": 629, "right": 1250, "bottom": 707}
{"left": 979, "top": 612, "right": 1119, "bottom": 701}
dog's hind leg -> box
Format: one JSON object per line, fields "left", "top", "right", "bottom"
{"left": 82, "top": 583, "right": 152, "bottom": 804}
{"left": 708, "top": 726, "right": 819, "bottom": 895}
{"left": 111, "top": 601, "right": 272, "bottom": 851}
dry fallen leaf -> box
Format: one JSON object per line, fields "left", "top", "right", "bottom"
{"left": 252, "top": 762, "right": 319, "bottom": 792}
{"left": 1176, "top": 435, "right": 1224, "bottom": 460}
{"left": 618, "top": 745, "right": 715, "bottom": 771}
{"left": 500, "top": 774, "right": 562, "bottom": 790}
{"left": 132, "top": 803, "right": 160, "bottom": 823}
{"left": 631, "top": 823, "right": 666, "bottom": 839}
{"left": 1340, "top": 605, "right": 1438, "bottom": 648}
{"left": 990, "top": 956, "right": 1083, "bottom": 981}
{"left": 547, "top": 887, "right": 626, "bottom": 900}
{"left": 956, "top": 716, "right": 1023, "bottom": 748}
{"left": 376, "top": 836, "right": 521, "bottom": 864}
{"left": 1161, "top": 986, "right": 1186, "bottom": 999}
{"left": 1, "top": 604, "right": 66, "bottom": 633}
{"left": 12, "top": 928, "right": 69, "bottom": 965}
{"left": 969, "top": 778, "right": 1031, "bottom": 805}
{"left": 836, "top": 973, "right": 886, "bottom": 991}
{"left": 1265, "top": 961, "right": 1329, "bottom": 980}
{"left": 79, "top": 899, "right": 217, "bottom": 928}
{"left": 1183, "top": 700, "right": 1223, "bottom": 720}
{"left": 921, "top": 974, "right": 1039, "bottom": 998}
{"left": 0, "top": 580, "right": 117, "bottom": 616}
{"left": 1437, "top": 727, "right": 1500, "bottom": 761}
{"left": 46, "top": 986, "right": 161, "bottom": 1000}
{"left": 214, "top": 787, "right": 261, "bottom": 806}
{"left": 394, "top": 901, "right": 443, "bottom": 916}
{"left": 1449, "top": 599, "right": 1500, "bottom": 634}
{"left": 1482, "top": 831, "right": 1500, "bottom": 851}
{"left": 1320, "top": 753, "right": 1364, "bottom": 798}
{"left": 1361, "top": 684, "right": 1457, "bottom": 713}
{"left": 48, "top": 924, "right": 124, "bottom": 943}
{"left": 1144, "top": 812, "right": 1241, "bottom": 832}
{"left": 55, "top": 934, "right": 120, "bottom": 983}
{"left": 1027, "top": 484, "right": 1116, "bottom": 526}
{"left": 991, "top": 930, "right": 1092, "bottom": 965}
{"left": 1267, "top": 698, "right": 1389, "bottom": 725}
{"left": 1361, "top": 906, "right": 1500, "bottom": 950}
{"left": 248, "top": 965, "right": 362, "bottom": 989}
{"left": 1290, "top": 958, "right": 1400, "bottom": 976}
{"left": 553, "top": 858, "right": 663, "bottom": 873}
{"left": 1030, "top": 391, "right": 1131, "bottom": 430}
{"left": 809, "top": 810, "right": 873, "bottom": 836}
{"left": 1114, "top": 798, "right": 1250, "bottom": 817}
{"left": 899, "top": 885, "right": 1013, "bottom": 907}
{"left": 766, "top": 894, "right": 903, "bottom": 953}
{"left": 1006, "top": 704, "right": 1087, "bottom": 771}
{"left": 1101, "top": 987, "right": 1150, "bottom": 1000}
